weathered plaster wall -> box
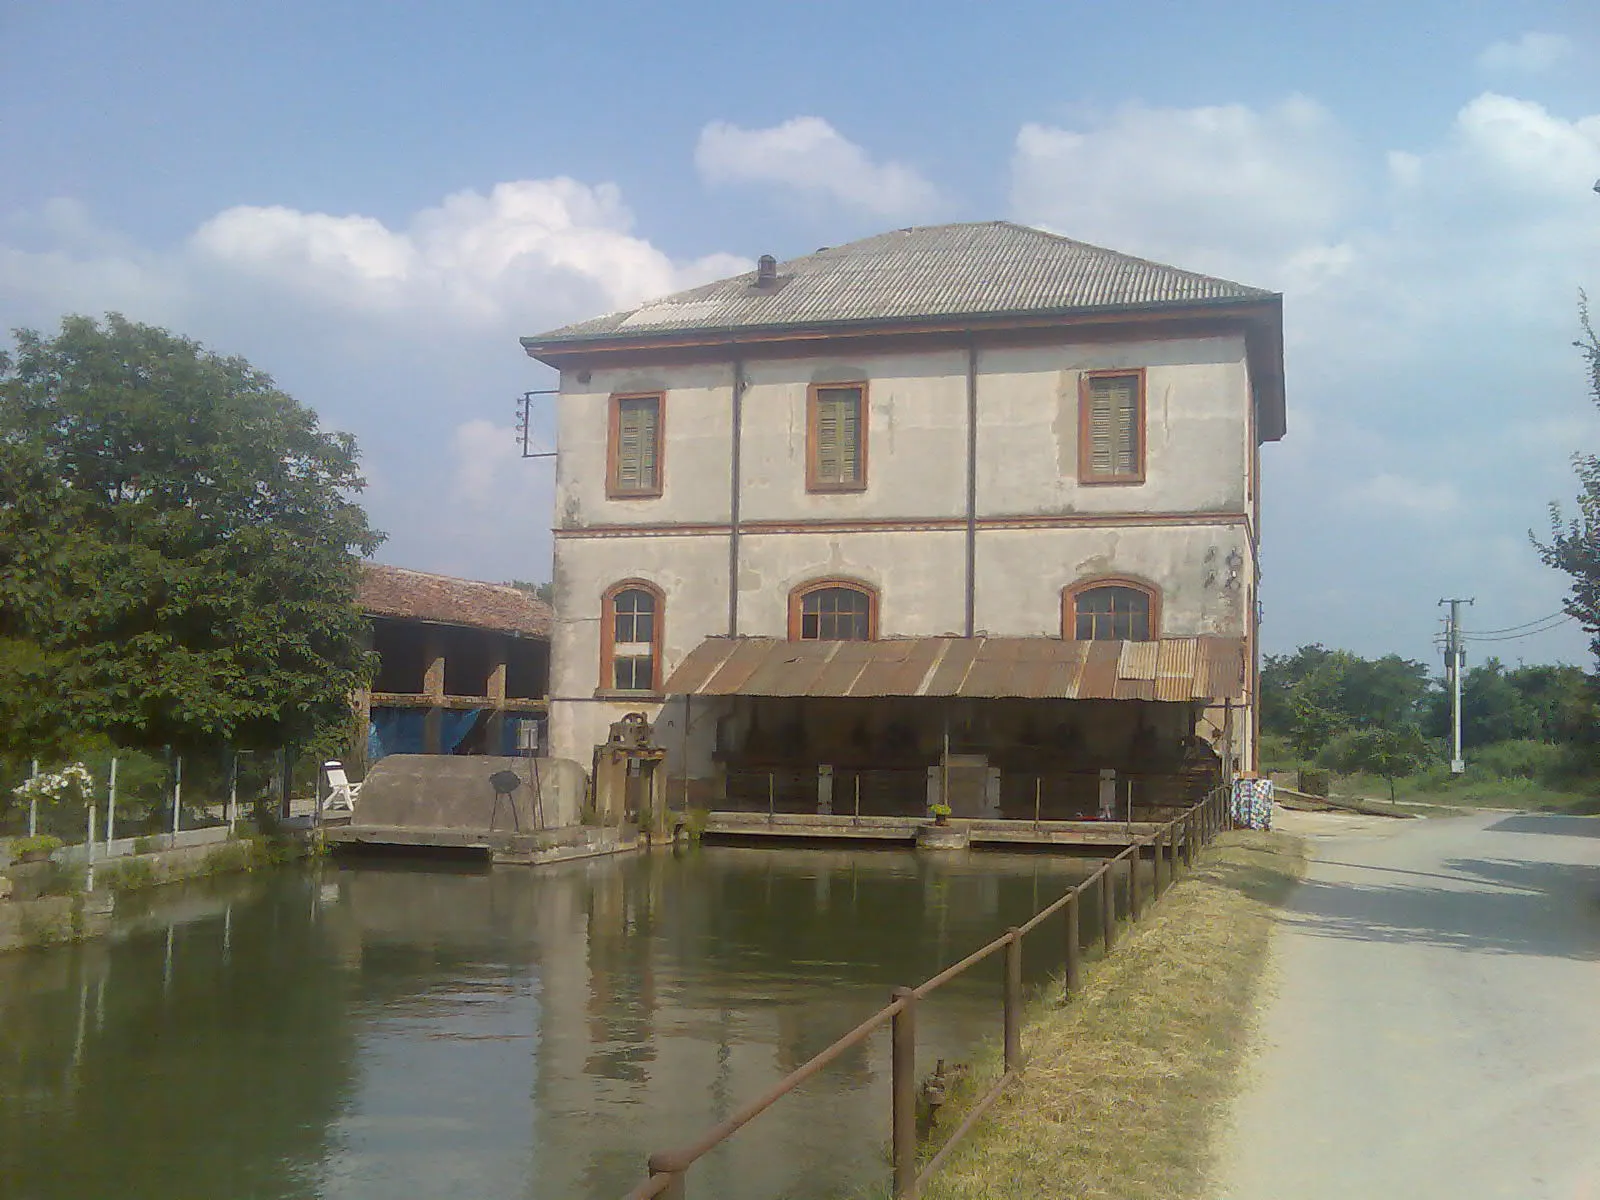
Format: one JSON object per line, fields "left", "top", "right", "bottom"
{"left": 975, "top": 524, "right": 1254, "bottom": 638}
{"left": 738, "top": 349, "right": 969, "bottom": 522}
{"left": 546, "top": 332, "right": 1262, "bottom": 768}
{"left": 555, "top": 361, "right": 734, "bottom": 529}
{"left": 976, "top": 336, "right": 1250, "bottom": 515}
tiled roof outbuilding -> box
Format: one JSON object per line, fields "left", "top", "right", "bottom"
{"left": 358, "top": 564, "right": 552, "bottom": 638}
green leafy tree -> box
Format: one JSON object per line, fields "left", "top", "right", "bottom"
{"left": 1538, "top": 297, "right": 1600, "bottom": 659}
{"left": 1319, "top": 724, "right": 1434, "bottom": 802}
{"left": 1262, "top": 645, "right": 1431, "bottom": 759}
{"left": 0, "top": 314, "right": 383, "bottom": 757}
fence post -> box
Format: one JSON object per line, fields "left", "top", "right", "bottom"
{"left": 1101, "top": 868, "right": 1116, "bottom": 951}
{"left": 107, "top": 757, "right": 119, "bottom": 846}
{"left": 1033, "top": 777, "right": 1042, "bottom": 831}
{"left": 768, "top": 771, "right": 775, "bottom": 826}
{"left": 1004, "top": 928, "right": 1023, "bottom": 1072}
{"left": 891, "top": 987, "right": 917, "bottom": 1198}
{"left": 1064, "top": 890, "right": 1081, "bottom": 997}
{"left": 1152, "top": 830, "right": 1165, "bottom": 897}
{"left": 27, "top": 760, "right": 38, "bottom": 838}
{"left": 854, "top": 774, "right": 861, "bottom": 826}
{"left": 1183, "top": 813, "right": 1195, "bottom": 869}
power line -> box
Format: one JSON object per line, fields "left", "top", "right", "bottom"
{"left": 1461, "top": 610, "right": 1570, "bottom": 637}
{"left": 1461, "top": 615, "right": 1575, "bottom": 643}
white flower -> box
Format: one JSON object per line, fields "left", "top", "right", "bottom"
{"left": 12, "top": 763, "right": 95, "bottom": 805}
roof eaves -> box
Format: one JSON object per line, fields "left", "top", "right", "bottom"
{"left": 520, "top": 293, "right": 1282, "bottom": 359}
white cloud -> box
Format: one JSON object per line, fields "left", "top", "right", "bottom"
{"left": 696, "top": 117, "right": 942, "bottom": 218}
{"left": 1007, "top": 91, "right": 1598, "bottom": 661}
{"left": 191, "top": 178, "right": 746, "bottom": 325}
{"left": 0, "top": 179, "right": 745, "bottom": 586}
{"left": 451, "top": 418, "right": 531, "bottom": 510}
{"left": 1478, "top": 32, "right": 1576, "bottom": 75}
{"left": 1011, "top": 97, "right": 1358, "bottom": 288}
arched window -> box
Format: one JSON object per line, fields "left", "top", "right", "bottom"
{"left": 789, "top": 580, "right": 877, "bottom": 641}
{"left": 1065, "top": 579, "right": 1159, "bottom": 642}
{"left": 602, "top": 581, "right": 663, "bottom": 692}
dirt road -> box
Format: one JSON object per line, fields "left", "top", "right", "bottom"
{"left": 1216, "top": 808, "right": 1600, "bottom": 1199}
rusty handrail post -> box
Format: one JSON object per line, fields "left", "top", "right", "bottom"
{"left": 891, "top": 986, "right": 918, "bottom": 1198}
{"left": 1152, "top": 828, "right": 1165, "bottom": 897}
{"left": 1129, "top": 844, "right": 1144, "bottom": 922}
{"left": 1101, "top": 865, "right": 1116, "bottom": 950}
{"left": 645, "top": 1155, "right": 685, "bottom": 1200}
{"left": 1003, "top": 927, "right": 1023, "bottom": 1072}
{"left": 1063, "top": 889, "right": 1081, "bottom": 997}
{"left": 1183, "top": 812, "right": 1195, "bottom": 869}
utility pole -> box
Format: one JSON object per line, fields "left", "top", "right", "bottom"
{"left": 1439, "top": 598, "right": 1474, "bottom": 774}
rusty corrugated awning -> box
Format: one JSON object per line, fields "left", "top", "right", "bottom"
{"left": 663, "top": 636, "right": 1246, "bottom": 702}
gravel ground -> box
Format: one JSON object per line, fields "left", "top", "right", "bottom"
{"left": 1215, "top": 807, "right": 1600, "bottom": 1199}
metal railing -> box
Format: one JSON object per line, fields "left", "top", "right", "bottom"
{"left": 621, "top": 787, "right": 1233, "bottom": 1199}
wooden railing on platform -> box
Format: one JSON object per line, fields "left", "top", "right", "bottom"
{"left": 621, "top": 787, "right": 1234, "bottom": 1199}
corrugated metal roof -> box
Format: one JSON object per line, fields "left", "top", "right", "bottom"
{"left": 663, "top": 636, "right": 1247, "bottom": 702}
{"left": 523, "top": 222, "right": 1275, "bottom": 350}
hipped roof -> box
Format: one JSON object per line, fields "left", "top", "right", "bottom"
{"left": 521, "top": 221, "right": 1285, "bottom": 441}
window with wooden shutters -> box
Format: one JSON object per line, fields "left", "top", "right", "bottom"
{"left": 1078, "top": 370, "right": 1145, "bottom": 483}
{"left": 602, "top": 583, "right": 662, "bottom": 692}
{"left": 807, "top": 383, "right": 867, "bottom": 491}
{"left": 1066, "top": 581, "right": 1158, "bottom": 641}
{"left": 608, "top": 393, "right": 663, "bottom": 498}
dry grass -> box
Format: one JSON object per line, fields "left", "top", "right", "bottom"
{"left": 919, "top": 830, "right": 1308, "bottom": 1200}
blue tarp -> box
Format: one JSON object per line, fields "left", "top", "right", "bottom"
{"left": 369, "top": 709, "right": 426, "bottom": 761}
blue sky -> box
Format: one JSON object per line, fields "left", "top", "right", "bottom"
{"left": 3, "top": 0, "right": 1599, "bottom": 666}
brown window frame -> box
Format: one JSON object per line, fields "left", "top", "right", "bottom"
{"left": 599, "top": 579, "right": 664, "bottom": 694}
{"left": 788, "top": 578, "right": 879, "bottom": 641}
{"left": 1077, "top": 368, "right": 1146, "bottom": 485}
{"left": 1063, "top": 577, "right": 1161, "bottom": 642}
{"left": 607, "top": 392, "right": 665, "bottom": 499}
{"left": 806, "top": 382, "right": 869, "bottom": 493}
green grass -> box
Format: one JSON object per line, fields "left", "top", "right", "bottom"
{"left": 919, "top": 830, "right": 1308, "bottom": 1200}
{"left": 1335, "top": 772, "right": 1598, "bottom": 815}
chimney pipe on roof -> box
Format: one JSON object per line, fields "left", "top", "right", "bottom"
{"left": 756, "top": 254, "right": 777, "bottom": 286}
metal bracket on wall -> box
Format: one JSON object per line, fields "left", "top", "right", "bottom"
{"left": 517, "top": 390, "right": 559, "bottom": 459}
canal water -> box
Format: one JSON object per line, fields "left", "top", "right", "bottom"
{"left": 0, "top": 845, "right": 1101, "bottom": 1199}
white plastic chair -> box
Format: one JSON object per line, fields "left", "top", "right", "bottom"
{"left": 322, "top": 761, "right": 362, "bottom": 814}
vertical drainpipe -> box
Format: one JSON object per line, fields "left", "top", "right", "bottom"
{"left": 728, "top": 355, "right": 744, "bottom": 636}
{"left": 964, "top": 339, "right": 979, "bottom": 639}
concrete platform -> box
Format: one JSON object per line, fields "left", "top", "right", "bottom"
{"left": 701, "top": 811, "right": 1172, "bottom": 850}
{"left": 326, "top": 822, "right": 641, "bottom": 866}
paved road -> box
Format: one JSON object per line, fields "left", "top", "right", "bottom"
{"left": 1217, "top": 808, "right": 1600, "bottom": 1200}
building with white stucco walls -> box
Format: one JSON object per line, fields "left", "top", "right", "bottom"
{"left": 521, "top": 222, "right": 1284, "bottom": 821}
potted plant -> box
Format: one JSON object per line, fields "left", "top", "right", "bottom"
{"left": 929, "top": 802, "right": 952, "bottom": 827}
{"left": 9, "top": 834, "right": 64, "bottom": 864}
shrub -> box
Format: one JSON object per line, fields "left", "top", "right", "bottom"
{"left": 1297, "top": 768, "right": 1331, "bottom": 798}
{"left": 1465, "top": 739, "right": 1565, "bottom": 784}
{"left": 1258, "top": 733, "right": 1301, "bottom": 772}
{"left": 8, "top": 834, "right": 64, "bottom": 860}
{"left": 104, "top": 857, "right": 156, "bottom": 891}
